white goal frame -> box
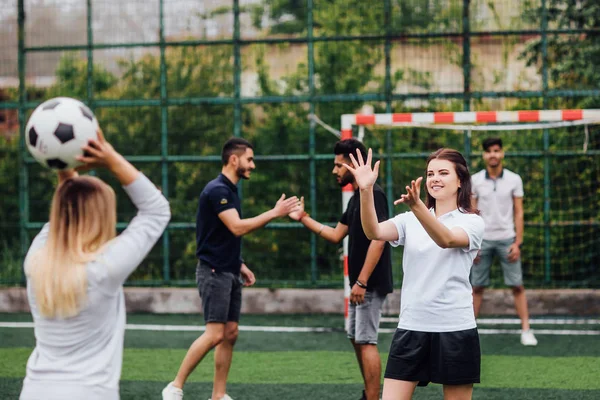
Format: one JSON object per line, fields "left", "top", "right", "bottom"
{"left": 337, "top": 109, "right": 600, "bottom": 329}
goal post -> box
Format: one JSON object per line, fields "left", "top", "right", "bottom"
{"left": 339, "top": 109, "right": 600, "bottom": 328}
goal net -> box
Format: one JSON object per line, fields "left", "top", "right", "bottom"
{"left": 332, "top": 110, "right": 600, "bottom": 325}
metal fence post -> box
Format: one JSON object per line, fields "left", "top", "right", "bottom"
{"left": 159, "top": 0, "right": 171, "bottom": 283}
{"left": 384, "top": 0, "right": 394, "bottom": 215}
{"left": 307, "top": 0, "right": 318, "bottom": 284}
{"left": 17, "top": 0, "right": 29, "bottom": 284}
{"left": 463, "top": 0, "right": 472, "bottom": 161}
{"left": 541, "top": 0, "right": 552, "bottom": 283}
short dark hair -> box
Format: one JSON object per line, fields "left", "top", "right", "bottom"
{"left": 221, "top": 137, "right": 253, "bottom": 165}
{"left": 333, "top": 138, "right": 368, "bottom": 161}
{"left": 482, "top": 137, "right": 503, "bottom": 151}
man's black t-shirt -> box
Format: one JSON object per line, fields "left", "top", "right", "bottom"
{"left": 196, "top": 174, "right": 242, "bottom": 274}
{"left": 340, "top": 184, "right": 393, "bottom": 294}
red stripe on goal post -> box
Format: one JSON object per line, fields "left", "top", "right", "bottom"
{"left": 476, "top": 111, "right": 498, "bottom": 123}
{"left": 392, "top": 113, "right": 412, "bottom": 123}
{"left": 518, "top": 110, "right": 540, "bottom": 122}
{"left": 344, "top": 256, "right": 349, "bottom": 321}
{"left": 355, "top": 114, "right": 376, "bottom": 125}
{"left": 434, "top": 112, "right": 455, "bottom": 123}
{"left": 341, "top": 129, "right": 353, "bottom": 139}
{"left": 562, "top": 109, "right": 583, "bottom": 120}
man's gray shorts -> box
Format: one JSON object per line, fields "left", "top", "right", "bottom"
{"left": 196, "top": 261, "right": 243, "bottom": 323}
{"left": 347, "top": 290, "right": 387, "bottom": 344}
{"left": 470, "top": 238, "right": 523, "bottom": 287}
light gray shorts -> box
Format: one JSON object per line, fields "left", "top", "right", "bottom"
{"left": 347, "top": 290, "right": 387, "bottom": 344}
{"left": 470, "top": 238, "right": 523, "bottom": 287}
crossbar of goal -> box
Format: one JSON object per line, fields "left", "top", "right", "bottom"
{"left": 340, "top": 109, "right": 600, "bottom": 135}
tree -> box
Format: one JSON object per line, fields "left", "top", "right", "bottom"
{"left": 521, "top": 0, "right": 600, "bottom": 109}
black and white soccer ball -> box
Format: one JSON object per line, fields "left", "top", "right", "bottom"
{"left": 25, "top": 97, "right": 99, "bottom": 169}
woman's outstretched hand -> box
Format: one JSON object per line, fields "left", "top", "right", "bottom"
{"left": 393, "top": 177, "right": 423, "bottom": 208}
{"left": 343, "top": 148, "right": 380, "bottom": 190}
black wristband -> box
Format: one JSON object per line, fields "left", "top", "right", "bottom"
{"left": 356, "top": 280, "right": 367, "bottom": 289}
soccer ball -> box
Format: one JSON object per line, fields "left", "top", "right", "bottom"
{"left": 25, "top": 97, "right": 99, "bottom": 170}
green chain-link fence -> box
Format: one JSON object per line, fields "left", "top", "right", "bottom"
{"left": 0, "top": 0, "right": 598, "bottom": 288}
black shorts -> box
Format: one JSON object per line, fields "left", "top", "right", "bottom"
{"left": 384, "top": 328, "right": 481, "bottom": 386}
{"left": 196, "top": 262, "right": 243, "bottom": 323}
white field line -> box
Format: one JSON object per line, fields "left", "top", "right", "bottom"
{"left": 477, "top": 328, "right": 600, "bottom": 335}
{"left": 377, "top": 328, "right": 600, "bottom": 335}
{"left": 0, "top": 322, "right": 598, "bottom": 335}
{"left": 0, "top": 322, "right": 331, "bottom": 333}
{"left": 381, "top": 317, "right": 600, "bottom": 325}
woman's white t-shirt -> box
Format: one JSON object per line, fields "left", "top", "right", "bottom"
{"left": 389, "top": 208, "right": 485, "bottom": 332}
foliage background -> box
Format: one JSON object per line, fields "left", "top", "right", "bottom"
{"left": 0, "top": 0, "right": 598, "bottom": 288}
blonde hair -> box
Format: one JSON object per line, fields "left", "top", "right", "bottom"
{"left": 27, "top": 176, "right": 116, "bottom": 318}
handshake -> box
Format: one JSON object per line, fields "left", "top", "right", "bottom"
{"left": 274, "top": 195, "right": 328, "bottom": 239}
{"left": 270, "top": 194, "right": 307, "bottom": 222}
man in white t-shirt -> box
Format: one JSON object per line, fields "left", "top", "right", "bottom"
{"left": 471, "top": 137, "right": 538, "bottom": 346}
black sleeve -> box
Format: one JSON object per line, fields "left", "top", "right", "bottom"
{"left": 208, "top": 185, "right": 237, "bottom": 215}
{"left": 340, "top": 196, "right": 352, "bottom": 225}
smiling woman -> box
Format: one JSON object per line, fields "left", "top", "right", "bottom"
{"left": 344, "top": 147, "right": 485, "bottom": 400}
{"left": 423, "top": 148, "right": 479, "bottom": 217}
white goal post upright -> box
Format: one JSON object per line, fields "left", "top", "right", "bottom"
{"left": 339, "top": 109, "right": 600, "bottom": 329}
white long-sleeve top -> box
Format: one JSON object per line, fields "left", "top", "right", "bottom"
{"left": 20, "top": 174, "right": 171, "bottom": 400}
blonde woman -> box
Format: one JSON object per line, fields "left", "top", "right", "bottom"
{"left": 20, "top": 130, "right": 171, "bottom": 400}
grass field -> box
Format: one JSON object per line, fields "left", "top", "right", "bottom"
{"left": 1, "top": 313, "right": 599, "bottom": 399}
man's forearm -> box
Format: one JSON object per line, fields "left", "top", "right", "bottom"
{"left": 515, "top": 211, "right": 524, "bottom": 245}
{"left": 234, "top": 209, "right": 277, "bottom": 236}
{"left": 357, "top": 240, "right": 385, "bottom": 284}
{"left": 300, "top": 214, "right": 340, "bottom": 243}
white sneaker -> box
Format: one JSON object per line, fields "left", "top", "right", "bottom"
{"left": 162, "top": 382, "right": 183, "bottom": 400}
{"left": 521, "top": 329, "right": 538, "bottom": 346}
{"left": 209, "top": 395, "right": 234, "bottom": 400}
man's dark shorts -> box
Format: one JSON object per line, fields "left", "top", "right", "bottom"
{"left": 196, "top": 261, "right": 242, "bottom": 323}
